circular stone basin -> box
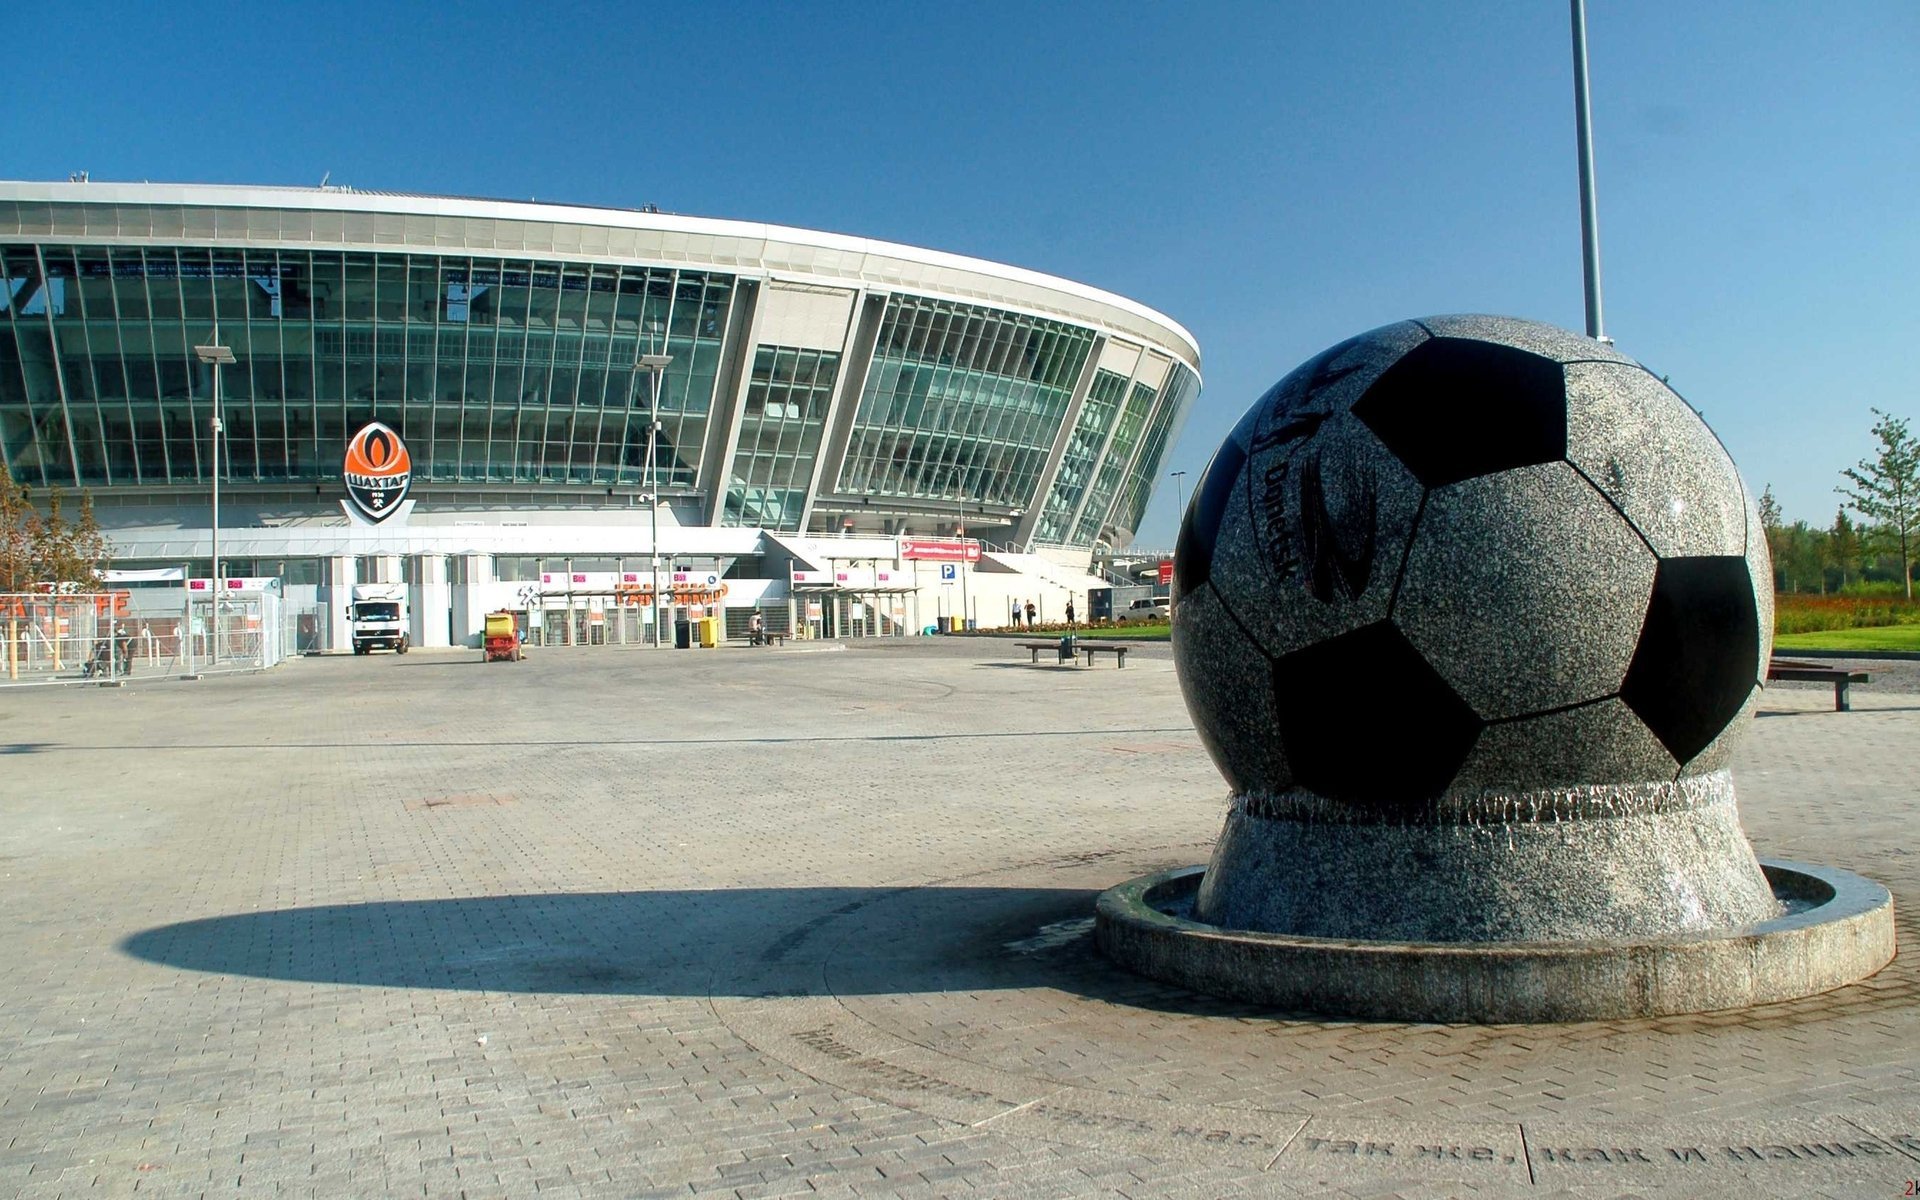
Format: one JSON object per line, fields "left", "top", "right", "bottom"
{"left": 1095, "top": 860, "right": 1894, "bottom": 1024}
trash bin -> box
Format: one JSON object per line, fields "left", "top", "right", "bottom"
{"left": 698, "top": 616, "right": 718, "bottom": 648}
{"left": 673, "top": 617, "right": 692, "bottom": 649}
{"left": 947, "top": 615, "right": 963, "bottom": 633}
{"left": 965, "top": 619, "right": 977, "bottom": 631}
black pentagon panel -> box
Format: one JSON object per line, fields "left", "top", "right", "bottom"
{"left": 1677, "top": 685, "right": 1758, "bottom": 777}
{"left": 1621, "top": 556, "right": 1762, "bottom": 765}
{"left": 1247, "top": 321, "right": 1429, "bottom": 450}
{"left": 1271, "top": 621, "right": 1482, "bottom": 814}
{"left": 1352, "top": 337, "right": 1568, "bottom": 488}
{"left": 1174, "top": 432, "right": 1249, "bottom": 599}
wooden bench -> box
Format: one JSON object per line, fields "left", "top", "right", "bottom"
{"left": 1767, "top": 658, "right": 1871, "bottom": 712}
{"left": 749, "top": 632, "right": 787, "bottom": 648}
{"left": 1017, "top": 639, "right": 1074, "bottom": 664}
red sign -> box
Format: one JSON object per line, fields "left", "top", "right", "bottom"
{"left": 899, "top": 537, "right": 981, "bottom": 563}
{"left": 1158, "top": 560, "right": 1174, "bottom": 585}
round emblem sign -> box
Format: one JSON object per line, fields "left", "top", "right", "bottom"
{"left": 343, "top": 422, "right": 412, "bottom": 523}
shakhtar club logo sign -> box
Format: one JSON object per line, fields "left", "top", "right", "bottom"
{"left": 343, "top": 422, "right": 412, "bottom": 522}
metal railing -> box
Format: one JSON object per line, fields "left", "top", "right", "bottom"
{"left": 0, "top": 591, "right": 287, "bottom": 686}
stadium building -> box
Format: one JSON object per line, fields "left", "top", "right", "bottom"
{"left": 0, "top": 180, "right": 1199, "bottom": 649}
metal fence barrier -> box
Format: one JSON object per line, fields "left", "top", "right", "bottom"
{"left": 0, "top": 591, "right": 287, "bottom": 686}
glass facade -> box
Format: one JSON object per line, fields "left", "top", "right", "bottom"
{"left": 0, "top": 220, "right": 1196, "bottom": 552}
{"left": 724, "top": 345, "right": 840, "bottom": 532}
{"left": 835, "top": 296, "right": 1094, "bottom": 510}
{"left": 1105, "top": 363, "right": 1197, "bottom": 540}
{"left": 0, "top": 244, "right": 732, "bottom": 488}
{"left": 1032, "top": 367, "right": 1128, "bottom": 545}
{"left": 1070, "top": 378, "right": 1159, "bottom": 545}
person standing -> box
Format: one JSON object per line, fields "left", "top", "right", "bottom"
{"left": 1012, "top": 599, "right": 1022, "bottom": 628}
{"left": 1025, "top": 599, "right": 1037, "bottom": 628}
{"left": 1065, "top": 596, "right": 1076, "bottom": 627}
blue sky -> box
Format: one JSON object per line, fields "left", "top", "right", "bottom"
{"left": 5, "top": 1, "right": 1914, "bottom": 546}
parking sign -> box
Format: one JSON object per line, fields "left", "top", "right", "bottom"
{"left": 940, "top": 563, "right": 957, "bottom": 581}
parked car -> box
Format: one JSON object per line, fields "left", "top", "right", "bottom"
{"left": 1119, "top": 596, "right": 1170, "bottom": 622}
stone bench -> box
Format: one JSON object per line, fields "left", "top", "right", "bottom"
{"left": 1076, "top": 643, "right": 1135, "bottom": 668}
{"left": 1767, "top": 658, "right": 1871, "bottom": 712}
{"left": 1016, "top": 640, "right": 1074, "bottom": 664}
{"left": 1015, "top": 640, "right": 1139, "bottom": 667}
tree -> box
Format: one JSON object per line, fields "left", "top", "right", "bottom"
{"left": 1776, "top": 520, "right": 1826, "bottom": 593}
{"left": 0, "top": 460, "right": 38, "bottom": 592}
{"left": 1756, "top": 485, "right": 1786, "bottom": 590}
{"left": 40, "top": 491, "right": 111, "bottom": 588}
{"left": 1757, "top": 485, "right": 1783, "bottom": 533}
{"left": 1828, "top": 508, "right": 1861, "bottom": 590}
{"left": 0, "top": 460, "right": 113, "bottom": 591}
{"left": 1839, "top": 409, "right": 1920, "bottom": 599}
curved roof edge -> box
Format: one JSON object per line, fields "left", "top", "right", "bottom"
{"left": 0, "top": 180, "right": 1199, "bottom": 372}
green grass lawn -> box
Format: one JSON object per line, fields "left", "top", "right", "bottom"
{"left": 1774, "top": 624, "right": 1920, "bottom": 654}
{"left": 1075, "top": 622, "right": 1170, "bottom": 641}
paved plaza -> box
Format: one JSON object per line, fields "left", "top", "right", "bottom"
{"left": 2, "top": 638, "right": 1917, "bottom": 1199}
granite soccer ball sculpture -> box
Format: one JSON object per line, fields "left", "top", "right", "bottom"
{"left": 1173, "top": 314, "right": 1773, "bottom": 819}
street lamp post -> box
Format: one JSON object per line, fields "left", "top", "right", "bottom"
{"left": 194, "top": 334, "right": 236, "bottom": 664}
{"left": 1570, "top": 0, "right": 1606, "bottom": 341}
{"left": 1168, "top": 470, "right": 1188, "bottom": 616}
{"left": 638, "top": 354, "right": 673, "bottom": 647}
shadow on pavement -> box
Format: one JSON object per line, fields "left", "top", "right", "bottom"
{"left": 119, "top": 884, "right": 1248, "bottom": 1015}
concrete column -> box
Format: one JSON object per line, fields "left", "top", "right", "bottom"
{"left": 325, "top": 555, "right": 354, "bottom": 652}
{"left": 412, "top": 554, "right": 452, "bottom": 648}
{"left": 450, "top": 553, "right": 488, "bottom": 649}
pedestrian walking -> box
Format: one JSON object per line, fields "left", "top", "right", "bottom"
{"left": 1012, "top": 599, "right": 1022, "bottom": 628}
{"left": 1025, "top": 600, "right": 1037, "bottom": 627}
{"left": 1065, "top": 597, "right": 1076, "bottom": 627}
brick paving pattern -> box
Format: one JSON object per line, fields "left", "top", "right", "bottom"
{"left": 1, "top": 638, "right": 1916, "bottom": 1198}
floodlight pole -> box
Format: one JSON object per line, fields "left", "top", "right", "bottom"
{"left": 194, "top": 332, "right": 236, "bottom": 665}
{"left": 639, "top": 355, "right": 673, "bottom": 647}
{"left": 1571, "top": 0, "right": 1606, "bottom": 341}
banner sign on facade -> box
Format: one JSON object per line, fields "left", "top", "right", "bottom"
{"left": 1158, "top": 559, "right": 1174, "bottom": 585}
{"left": 103, "top": 567, "right": 187, "bottom": 583}
{"left": 898, "top": 537, "right": 980, "bottom": 563}
{"left": 342, "top": 422, "right": 413, "bottom": 523}
{"left": 189, "top": 577, "right": 282, "bottom": 594}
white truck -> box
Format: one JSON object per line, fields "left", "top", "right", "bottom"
{"left": 349, "top": 583, "right": 410, "bottom": 655}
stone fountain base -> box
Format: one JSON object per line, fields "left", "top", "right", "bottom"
{"left": 1096, "top": 859, "right": 1894, "bottom": 1023}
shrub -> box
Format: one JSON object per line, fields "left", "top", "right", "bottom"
{"left": 1774, "top": 592, "right": 1920, "bottom": 634}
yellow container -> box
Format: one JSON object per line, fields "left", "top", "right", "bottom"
{"left": 947, "top": 614, "right": 964, "bottom": 634}
{"left": 699, "top": 616, "right": 719, "bottom": 648}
